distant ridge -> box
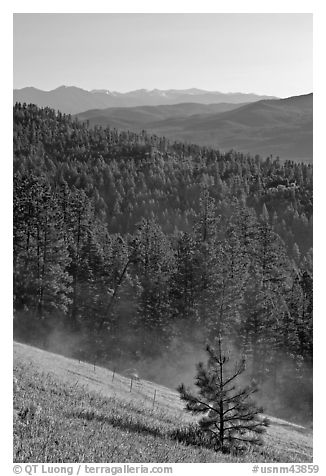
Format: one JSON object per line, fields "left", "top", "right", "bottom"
{"left": 76, "top": 93, "right": 313, "bottom": 163}
{"left": 13, "top": 85, "right": 277, "bottom": 114}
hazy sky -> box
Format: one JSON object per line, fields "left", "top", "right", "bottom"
{"left": 13, "top": 13, "right": 312, "bottom": 97}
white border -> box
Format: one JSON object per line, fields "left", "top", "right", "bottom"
{"left": 2, "top": 2, "right": 323, "bottom": 473}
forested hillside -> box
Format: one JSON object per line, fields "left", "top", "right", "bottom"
{"left": 13, "top": 103, "right": 313, "bottom": 423}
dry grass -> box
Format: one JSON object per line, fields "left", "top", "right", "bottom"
{"left": 13, "top": 342, "right": 313, "bottom": 463}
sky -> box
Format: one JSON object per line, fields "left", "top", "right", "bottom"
{"left": 13, "top": 13, "right": 312, "bottom": 98}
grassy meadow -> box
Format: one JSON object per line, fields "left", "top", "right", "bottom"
{"left": 13, "top": 342, "right": 313, "bottom": 463}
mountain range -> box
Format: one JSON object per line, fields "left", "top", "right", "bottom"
{"left": 75, "top": 93, "right": 313, "bottom": 162}
{"left": 13, "top": 86, "right": 276, "bottom": 114}
{"left": 13, "top": 86, "right": 312, "bottom": 162}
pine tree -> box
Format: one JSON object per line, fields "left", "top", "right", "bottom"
{"left": 192, "top": 188, "right": 220, "bottom": 327}
{"left": 132, "top": 218, "right": 175, "bottom": 354}
{"left": 177, "top": 337, "right": 269, "bottom": 452}
{"left": 206, "top": 224, "right": 249, "bottom": 344}
{"left": 193, "top": 187, "right": 218, "bottom": 243}
{"left": 243, "top": 216, "right": 291, "bottom": 382}
{"left": 62, "top": 187, "right": 99, "bottom": 328}
{"left": 170, "top": 231, "right": 202, "bottom": 332}
{"left": 14, "top": 173, "right": 72, "bottom": 337}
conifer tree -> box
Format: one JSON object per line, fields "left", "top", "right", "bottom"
{"left": 206, "top": 224, "right": 249, "bottom": 343}
{"left": 243, "top": 216, "right": 291, "bottom": 381}
{"left": 14, "top": 174, "right": 71, "bottom": 314}
{"left": 133, "top": 218, "right": 175, "bottom": 354}
{"left": 170, "top": 231, "right": 202, "bottom": 332}
{"left": 178, "top": 337, "right": 269, "bottom": 452}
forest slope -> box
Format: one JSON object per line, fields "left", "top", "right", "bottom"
{"left": 13, "top": 103, "right": 313, "bottom": 429}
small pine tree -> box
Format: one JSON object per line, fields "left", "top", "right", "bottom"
{"left": 177, "top": 337, "right": 269, "bottom": 452}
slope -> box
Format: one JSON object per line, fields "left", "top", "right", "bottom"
{"left": 13, "top": 342, "right": 313, "bottom": 463}
{"left": 76, "top": 93, "right": 313, "bottom": 162}
{"left": 155, "top": 93, "right": 313, "bottom": 161}
{"left": 75, "top": 102, "right": 247, "bottom": 129}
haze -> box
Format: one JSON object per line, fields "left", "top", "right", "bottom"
{"left": 13, "top": 13, "right": 312, "bottom": 98}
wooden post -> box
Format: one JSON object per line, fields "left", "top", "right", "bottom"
{"left": 112, "top": 369, "right": 115, "bottom": 382}
{"left": 130, "top": 378, "right": 133, "bottom": 392}
{"left": 152, "top": 389, "right": 157, "bottom": 409}
{"left": 94, "top": 362, "right": 96, "bottom": 372}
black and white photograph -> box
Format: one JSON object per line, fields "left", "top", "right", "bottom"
{"left": 11, "top": 9, "right": 315, "bottom": 469}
